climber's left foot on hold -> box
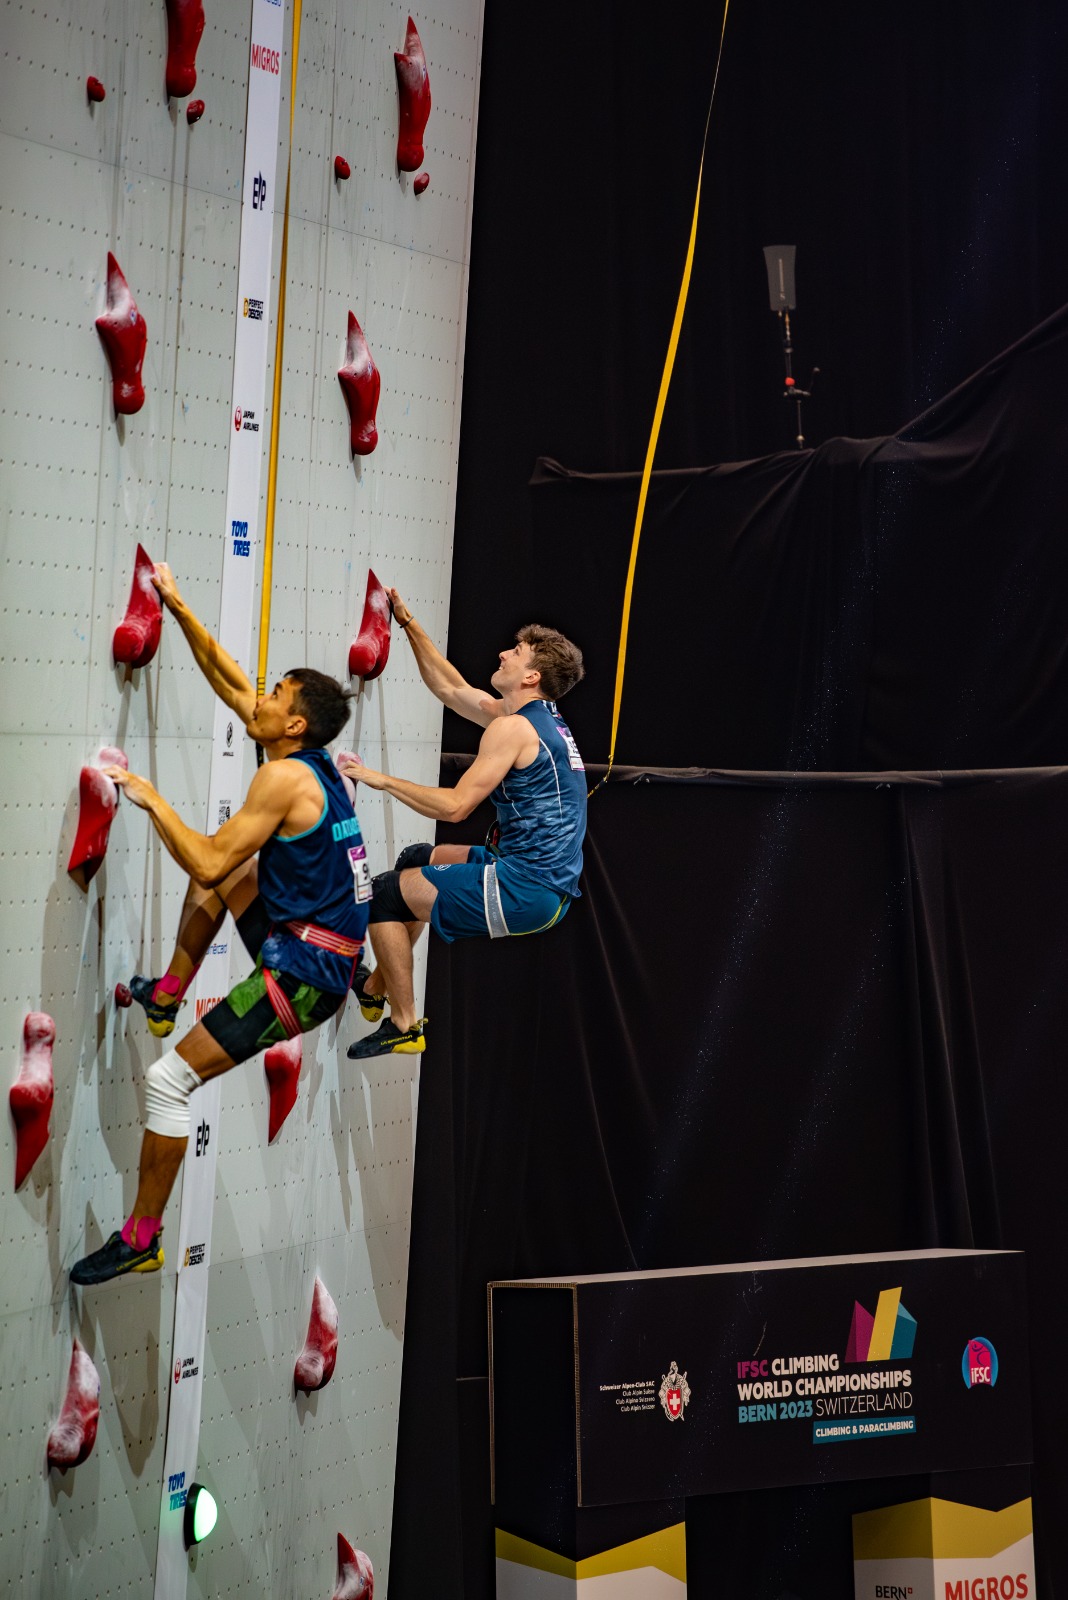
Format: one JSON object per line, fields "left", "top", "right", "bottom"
{"left": 347, "top": 1018, "right": 426, "bottom": 1059}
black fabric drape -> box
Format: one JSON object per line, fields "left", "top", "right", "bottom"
{"left": 447, "top": 304, "right": 1068, "bottom": 772}
{"left": 390, "top": 766, "right": 1065, "bottom": 1600}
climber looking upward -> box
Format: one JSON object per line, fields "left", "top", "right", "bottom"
{"left": 70, "top": 566, "right": 369, "bottom": 1286}
{"left": 341, "top": 588, "right": 586, "bottom": 1060}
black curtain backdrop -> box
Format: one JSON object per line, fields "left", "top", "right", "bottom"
{"left": 448, "top": 301, "right": 1068, "bottom": 772}
{"left": 390, "top": 4, "right": 1068, "bottom": 1595}
{"left": 445, "top": 1, "right": 1068, "bottom": 757}
{"left": 390, "top": 768, "right": 1065, "bottom": 1599}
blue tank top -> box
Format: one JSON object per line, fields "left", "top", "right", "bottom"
{"left": 257, "top": 748, "right": 371, "bottom": 993}
{"left": 491, "top": 700, "right": 586, "bottom": 898}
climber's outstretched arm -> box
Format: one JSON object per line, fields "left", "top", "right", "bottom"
{"left": 153, "top": 562, "right": 257, "bottom": 724}
{"left": 389, "top": 588, "right": 503, "bottom": 727}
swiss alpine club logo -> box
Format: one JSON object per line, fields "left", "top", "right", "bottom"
{"left": 659, "top": 1360, "right": 691, "bottom": 1421}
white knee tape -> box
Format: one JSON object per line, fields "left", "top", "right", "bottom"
{"left": 144, "top": 1048, "right": 204, "bottom": 1138}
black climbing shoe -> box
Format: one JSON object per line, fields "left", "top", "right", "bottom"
{"left": 352, "top": 964, "right": 387, "bottom": 1024}
{"left": 129, "top": 974, "right": 181, "bottom": 1039}
{"left": 70, "top": 1229, "right": 164, "bottom": 1286}
{"left": 347, "top": 1018, "right": 426, "bottom": 1059}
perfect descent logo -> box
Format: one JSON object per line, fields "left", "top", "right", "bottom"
{"left": 962, "top": 1336, "right": 998, "bottom": 1388}
{"left": 659, "top": 1360, "right": 691, "bottom": 1421}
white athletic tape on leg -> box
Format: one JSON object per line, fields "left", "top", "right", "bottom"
{"left": 144, "top": 1049, "right": 204, "bottom": 1138}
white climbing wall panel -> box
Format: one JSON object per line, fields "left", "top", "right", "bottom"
{"left": 0, "top": 0, "right": 483, "bottom": 1592}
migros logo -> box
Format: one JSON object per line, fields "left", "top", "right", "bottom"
{"left": 846, "top": 1286, "right": 916, "bottom": 1363}
{"left": 251, "top": 41, "right": 280, "bottom": 73}
{"left": 944, "top": 1578, "right": 1028, "bottom": 1600}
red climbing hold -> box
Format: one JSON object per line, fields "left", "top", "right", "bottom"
{"left": 68, "top": 748, "right": 127, "bottom": 891}
{"left": 337, "top": 312, "right": 381, "bottom": 456}
{"left": 294, "top": 1274, "right": 339, "bottom": 1393}
{"left": 47, "top": 1340, "right": 101, "bottom": 1471}
{"left": 10, "top": 1012, "right": 55, "bottom": 1190}
{"left": 86, "top": 76, "right": 106, "bottom": 103}
{"left": 334, "top": 155, "right": 351, "bottom": 180}
{"left": 264, "top": 1036, "right": 302, "bottom": 1143}
{"left": 96, "top": 253, "right": 147, "bottom": 416}
{"left": 113, "top": 544, "right": 163, "bottom": 669}
{"left": 165, "top": 0, "right": 205, "bottom": 98}
{"left": 115, "top": 983, "right": 133, "bottom": 1009}
{"left": 413, "top": 171, "right": 429, "bottom": 195}
{"left": 186, "top": 98, "right": 205, "bottom": 124}
{"left": 394, "top": 16, "right": 431, "bottom": 173}
{"left": 333, "top": 1534, "right": 374, "bottom": 1600}
{"left": 347, "top": 570, "right": 392, "bottom": 681}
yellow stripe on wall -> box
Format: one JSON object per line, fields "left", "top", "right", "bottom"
{"left": 853, "top": 1498, "right": 1033, "bottom": 1561}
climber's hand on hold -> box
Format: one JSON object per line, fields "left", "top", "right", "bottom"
{"left": 104, "top": 766, "right": 157, "bottom": 810}
{"left": 151, "top": 563, "right": 184, "bottom": 614}
{"left": 387, "top": 588, "right": 412, "bottom": 628}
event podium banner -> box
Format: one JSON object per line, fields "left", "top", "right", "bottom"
{"left": 489, "top": 1249, "right": 1031, "bottom": 1599}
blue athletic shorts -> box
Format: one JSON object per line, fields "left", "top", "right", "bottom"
{"left": 421, "top": 847, "right": 570, "bottom": 943}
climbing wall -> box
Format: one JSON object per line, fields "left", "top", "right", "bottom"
{"left": 0, "top": 0, "right": 483, "bottom": 1592}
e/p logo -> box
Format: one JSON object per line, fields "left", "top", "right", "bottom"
{"left": 962, "top": 1336, "right": 998, "bottom": 1388}
{"left": 252, "top": 171, "right": 267, "bottom": 209}
{"left": 195, "top": 1119, "right": 211, "bottom": 1158}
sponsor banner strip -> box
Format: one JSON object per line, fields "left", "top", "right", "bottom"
{"left": 152, "top": 1, "right": 286, "bottom": 1593}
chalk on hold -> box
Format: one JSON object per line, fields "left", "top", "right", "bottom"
{"left": 337, "top": 312, "right": 381, "bottom": 457}
{"left": 10, "top": 1012, "right": 55, "bottom": 1190}
{"left": 67, "top": 748, "right": 127, "bottom": 891}
{"left": 113, "top": 543, "right": 163, "bottom": 669}
{"left": 186, "top": 98, "right": 205, "bottom": 124}
{"left": 394, "top": 16, "right": 431, "bottom": 173}
{"left": 264, "top": 1036, "right": 301, "bottom": 1143}
{"left": 115, "top": 983, "right": 133, "bottom": 1008}
{"left": 47, "top": 1339, "right": 101, "bottom": 1472}
{"left": 413, "top": 171, "right": 429, "bottom": 195}
{"left": 294, "top": 1274, "right": 339, "bottom": 1393}
{"left": 96, "top": 253, "right": 147, "bottom": 416}
{"left": 165, "top": 0, "right": 205, "bottom": 98}
{"left": 334, "top": 155, "right": 351, "bottom": 180}
{"left": 86, "top": 76, "right": 106, "bottom": 103}
{"left": 333, "top": 1534, "right": 374, "bottom": 1600}
{"left": 347, "top": 570, "right": 391, "bottom": 682}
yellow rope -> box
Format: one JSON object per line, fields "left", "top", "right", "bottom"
{"left": 257, "top": 0, "right": 303, "bottom": 699}
{"left": 591, "top": 0, "right": 732, "bottom": 796}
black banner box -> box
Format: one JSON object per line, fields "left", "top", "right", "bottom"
{"left": 489, "top": 1249, "right": 1031, "bottom": 1510}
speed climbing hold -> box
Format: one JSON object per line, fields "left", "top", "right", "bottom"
{"left": 113, "top": 543, "right": 163, "bottom": 669}
{"left": 394, "top": 16, "right": 431, "bottom": 173}
{"left": 10, "top": 1012, "right": 55, "bottom": 1189}
{"left": 67, "top": 748, "right": 127, "bottom": 890}
{"left": 347, "top": 570, "right": 391, "bottom": 681}
{"left": 332, "top": 1534, "right": 374, "bottom": 1599}
{"left": 337, "top": 312, "right": 381, "bottom": 457}
{"left": 264, "top": 1036, "right": 302, "bottom": 1143}
{"left": 47, "top": 1339, "right": 101, "bottom": 1471}
{"left": 294, "top": 1274, "right": 339, "bottom": 1393}
{"left": 96, "top": 254, "right": 147, "bottom": 416}
{"left": 165, "top": 0, "right": 205, "bottom": 99}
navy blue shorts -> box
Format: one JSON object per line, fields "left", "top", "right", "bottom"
{"left": 420, "top": 847, "right": 570, "bottom": 943}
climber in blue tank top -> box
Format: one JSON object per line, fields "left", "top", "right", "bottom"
{"left": 70, "top": 562, "right": 369, "bottom": 1288}
{"left": 339, "top": 589, "right": 587, "bottom": 1059}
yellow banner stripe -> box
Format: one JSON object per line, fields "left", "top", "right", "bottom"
{"left": 594, "top": 0, "right": 732, "bottom": 796}
{"left": 495, "top": 1522, "right": 686, "bottom": 1580}
{"left": 853, "top": 1497, "right": 1033, "bottom": 1561}
{"left": 257, "top": 0, "right": 303, "bottom": 697}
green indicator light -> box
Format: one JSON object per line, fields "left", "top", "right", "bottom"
{"left": 183, "top": 1483, "right": 218, "bottom": 1549}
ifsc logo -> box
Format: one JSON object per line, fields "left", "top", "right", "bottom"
{"left": 962, "top": 1336, "right": 998, "bottom": 1388}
